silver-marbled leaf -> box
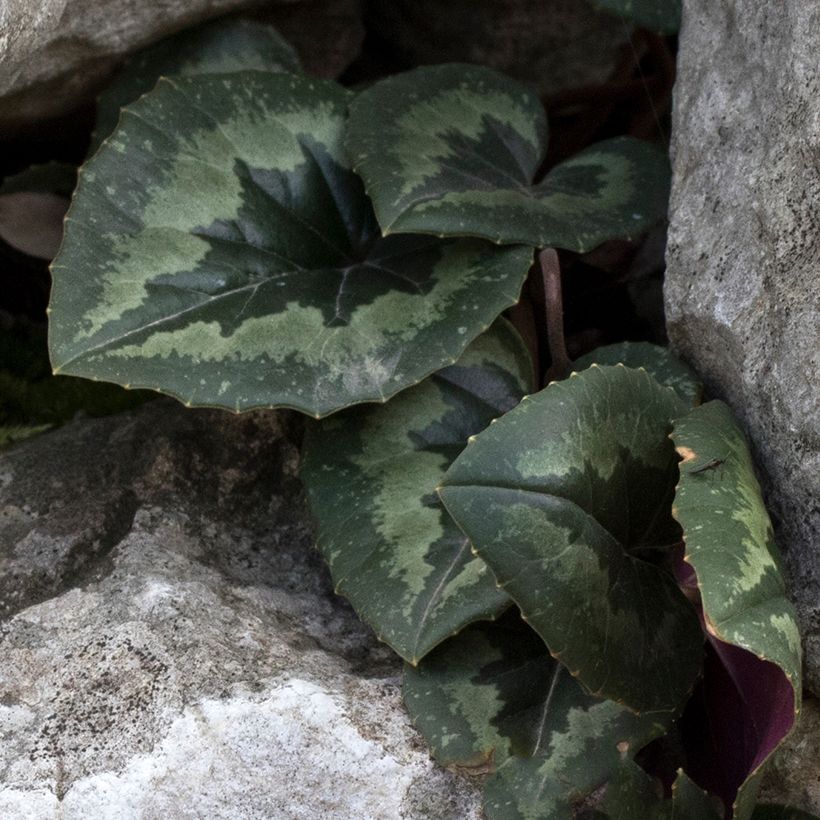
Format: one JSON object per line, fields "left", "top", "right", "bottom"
{"left": 346, "top": 63, "right": 671, "bottom": 250}
{"left": 50, "top": 72, "right": 533, "bottom": 417}
{"left": 403, "top": 618, "right": 670, "bottom": 819}
{"left": 302, "top": 320, "right": 534, "bottom": 662}
{"left": 91, "top": 17, "right": 301, "bottom": 153}
{"left": 439, "top": 365, "right": 704, "bottom": 713}
{"left": 671, "top": 401, "right": 802, "bottom": 819}
{"left": 573, "top": 341, "right": 702, "bottom": 406}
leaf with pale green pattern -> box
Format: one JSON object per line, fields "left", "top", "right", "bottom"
{"left": 671, "top": 401, "right": 801, "bottom": 818}
{"left": 403, "top": 618, "right": 670, "bottom": 820}
{"left": 439, "top": 365, "right": 704, "bottom": 713}
{"left": 591, "top": 0, "right": 682, "bottom": 34}
{"left": 302, "top": 321, "right": 533, "bottom": 662}
{"left": 482, "top": 692, "right": 669, "bottom": 820}
{"left": 91, "top": 17, "right": 301, "bottom": 153}
{"left": 346, "top": 64, "right": 670, "bottom": 249}
{"left": 573, "top": 342, "right": 701, "bottom": 406}
{"left": 50, "top": 72, "right": 533, "bottom": 417}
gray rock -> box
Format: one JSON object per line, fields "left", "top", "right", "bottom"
{"left": 0, "top": 402, "right": 481, "bottom": 818}
{"left": 0, "top": 0, "right": 364, "bottom": 132}
{"left": 761, "top": 698, "right": 820, "bottom": 815}
{"left": 665, "top": 3, "right": 820, "bottom": 689}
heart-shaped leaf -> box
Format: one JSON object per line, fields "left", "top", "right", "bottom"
{"left": 671, "top": 401, "right": 801, "bottom": 818}
{"left": 573, "top": 342, "right": 702, "bottom": 406}
{"left": 91, "top": 18, "right": 301, "bottom": 152}
{"left": 590, "top": 0, "right": 682, "bottom": 35}
{"left": 402, "top": 617, "right": 560, "bottom": 771}
{"left": 404, "top": 618, "right": 670, "bottom": 820}
{"left": 439, "top": 365, "right": 704, "bottom": 713}
{"left": 49, "top": 71, "right": 533, "bottom": 417}
{"left": 346, "top": 64, "right": 671, "bottom": 250}
{"left": 302, "top": 320, "right": 533, "bottom": 662}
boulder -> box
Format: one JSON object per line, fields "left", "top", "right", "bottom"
{"left": 0, "top": 0, "right": 364, "bottom": 132}
{"left": 0, "top": 402, "right": 480, "bottom": 818}
{"left": 761, "top": 698, "right": 820, "bottom": 814}
{"left": 665, "top": 3, "right": 820, "bottom": 689}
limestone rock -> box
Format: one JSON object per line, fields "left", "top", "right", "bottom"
{"left": 0, "top": 402, "right": 481, "bottom": 818}
{"left": 665, "top": 3, "right": 820, "bottom": 689}
{"left": 0, "top": 0, "right": 364, "bottom": 132}
{"left": 761, "top": 698, "right": 820, "bottom": 815}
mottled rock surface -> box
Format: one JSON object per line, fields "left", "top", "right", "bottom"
{"left": 665, "top": 2, "right": 820, "bottom": 688}
{"left": 0, "top": 402, "right": 480, "bottom": 818}
{"left": 761, "top": 698, "right": 820, "bottom": 814}
{"left": 0, "top": 0, "right": 364, "bottom": 132}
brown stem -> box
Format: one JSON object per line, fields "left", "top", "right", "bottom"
{"left": 506, "top": 290, "right": 540, "bottom": 388}
{"left": 540, "top": 249, "right": 572, "bottom": 384}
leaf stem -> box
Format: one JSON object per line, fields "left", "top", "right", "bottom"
{"left": 540, "top": 248, "right": 572, "bottom": 384}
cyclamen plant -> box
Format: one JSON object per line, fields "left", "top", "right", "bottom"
{"left": 44, "top": 12, "right": 805, "bottom": 820}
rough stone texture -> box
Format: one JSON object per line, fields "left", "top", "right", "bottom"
{"left": 761, "top": 698, "right": 820, "bottom": 814}
{"left": 0, "top": 401, "right": 481, "bottom": 818}
{"left": 365, "top": 0, "right": 629, "bottom": 98}
{"left": 0, "top": 0, "right": 364, "bottom": 133}
{"left": 665, "top": 3, "right": 820, "bottom": 688}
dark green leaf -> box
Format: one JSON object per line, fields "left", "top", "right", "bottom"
{"left": 403, "top": 619, "right": 670, "bottom": 820}
{"left": 50, "top": 72, "right": 533, "bottom": 417}
{"left": 346, "top": 64, "right": 670, "bottom": 249}
{"left": 671, "top": 401, "right": 802, "bottom": 818}
{"left": 91, "top": 17, "right": 301, "bottom": 152}
{"left": 402, "top": 618, "right": 559, "bottom": 771}
{"left": 590, "top": 0, "right": 682, "bottom": 35}
{"left": 302, "top": 321, "right": 534, "bottom": 662}
{"left": 483, "top": 698, "right": 669, "bottom": 820}
{"left": 573, "top": 342, "right": 701, "bottom": 406}
{"left": 439, "top": 365, "right": 703, "bottom": 713}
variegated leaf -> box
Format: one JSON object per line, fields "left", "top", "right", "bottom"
{"left": 591, "top": 0, "right": 682, "bottom": 34}
{"left": 302, "top": 321, "right": 533, "bottom": 662}
{"left": 346, "top": 64, "right": 670, "bottom": 250}
{"left": 439, "top": 365, "right": 704, "bottom": 713}
{"left": 573, "top": 342, "right": 701, "bottom": 406}
{"left": 671, "top": 401, "right": 801, "bottom": 818}
{"left": 49, "top": 72, "right": 533, "bottom": 417}
{"left": 403, "top": 618, "right": 670, "bottom": 820}
{"left": 91, "top": 17, "right": 301, "bottom": 152}
{"left": 402, "top": 617, "right": 559, "bottom": 771}
{"left": 483, "top": 696, "right": 669, "bottom": 820}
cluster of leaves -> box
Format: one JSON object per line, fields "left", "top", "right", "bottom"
{"left": 37, "top": 9, "right": 807, "bottom": 820}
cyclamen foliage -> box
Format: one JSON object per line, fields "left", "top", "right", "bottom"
{"left": 44, "top": 16, "right": 806, "bottom": 820}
